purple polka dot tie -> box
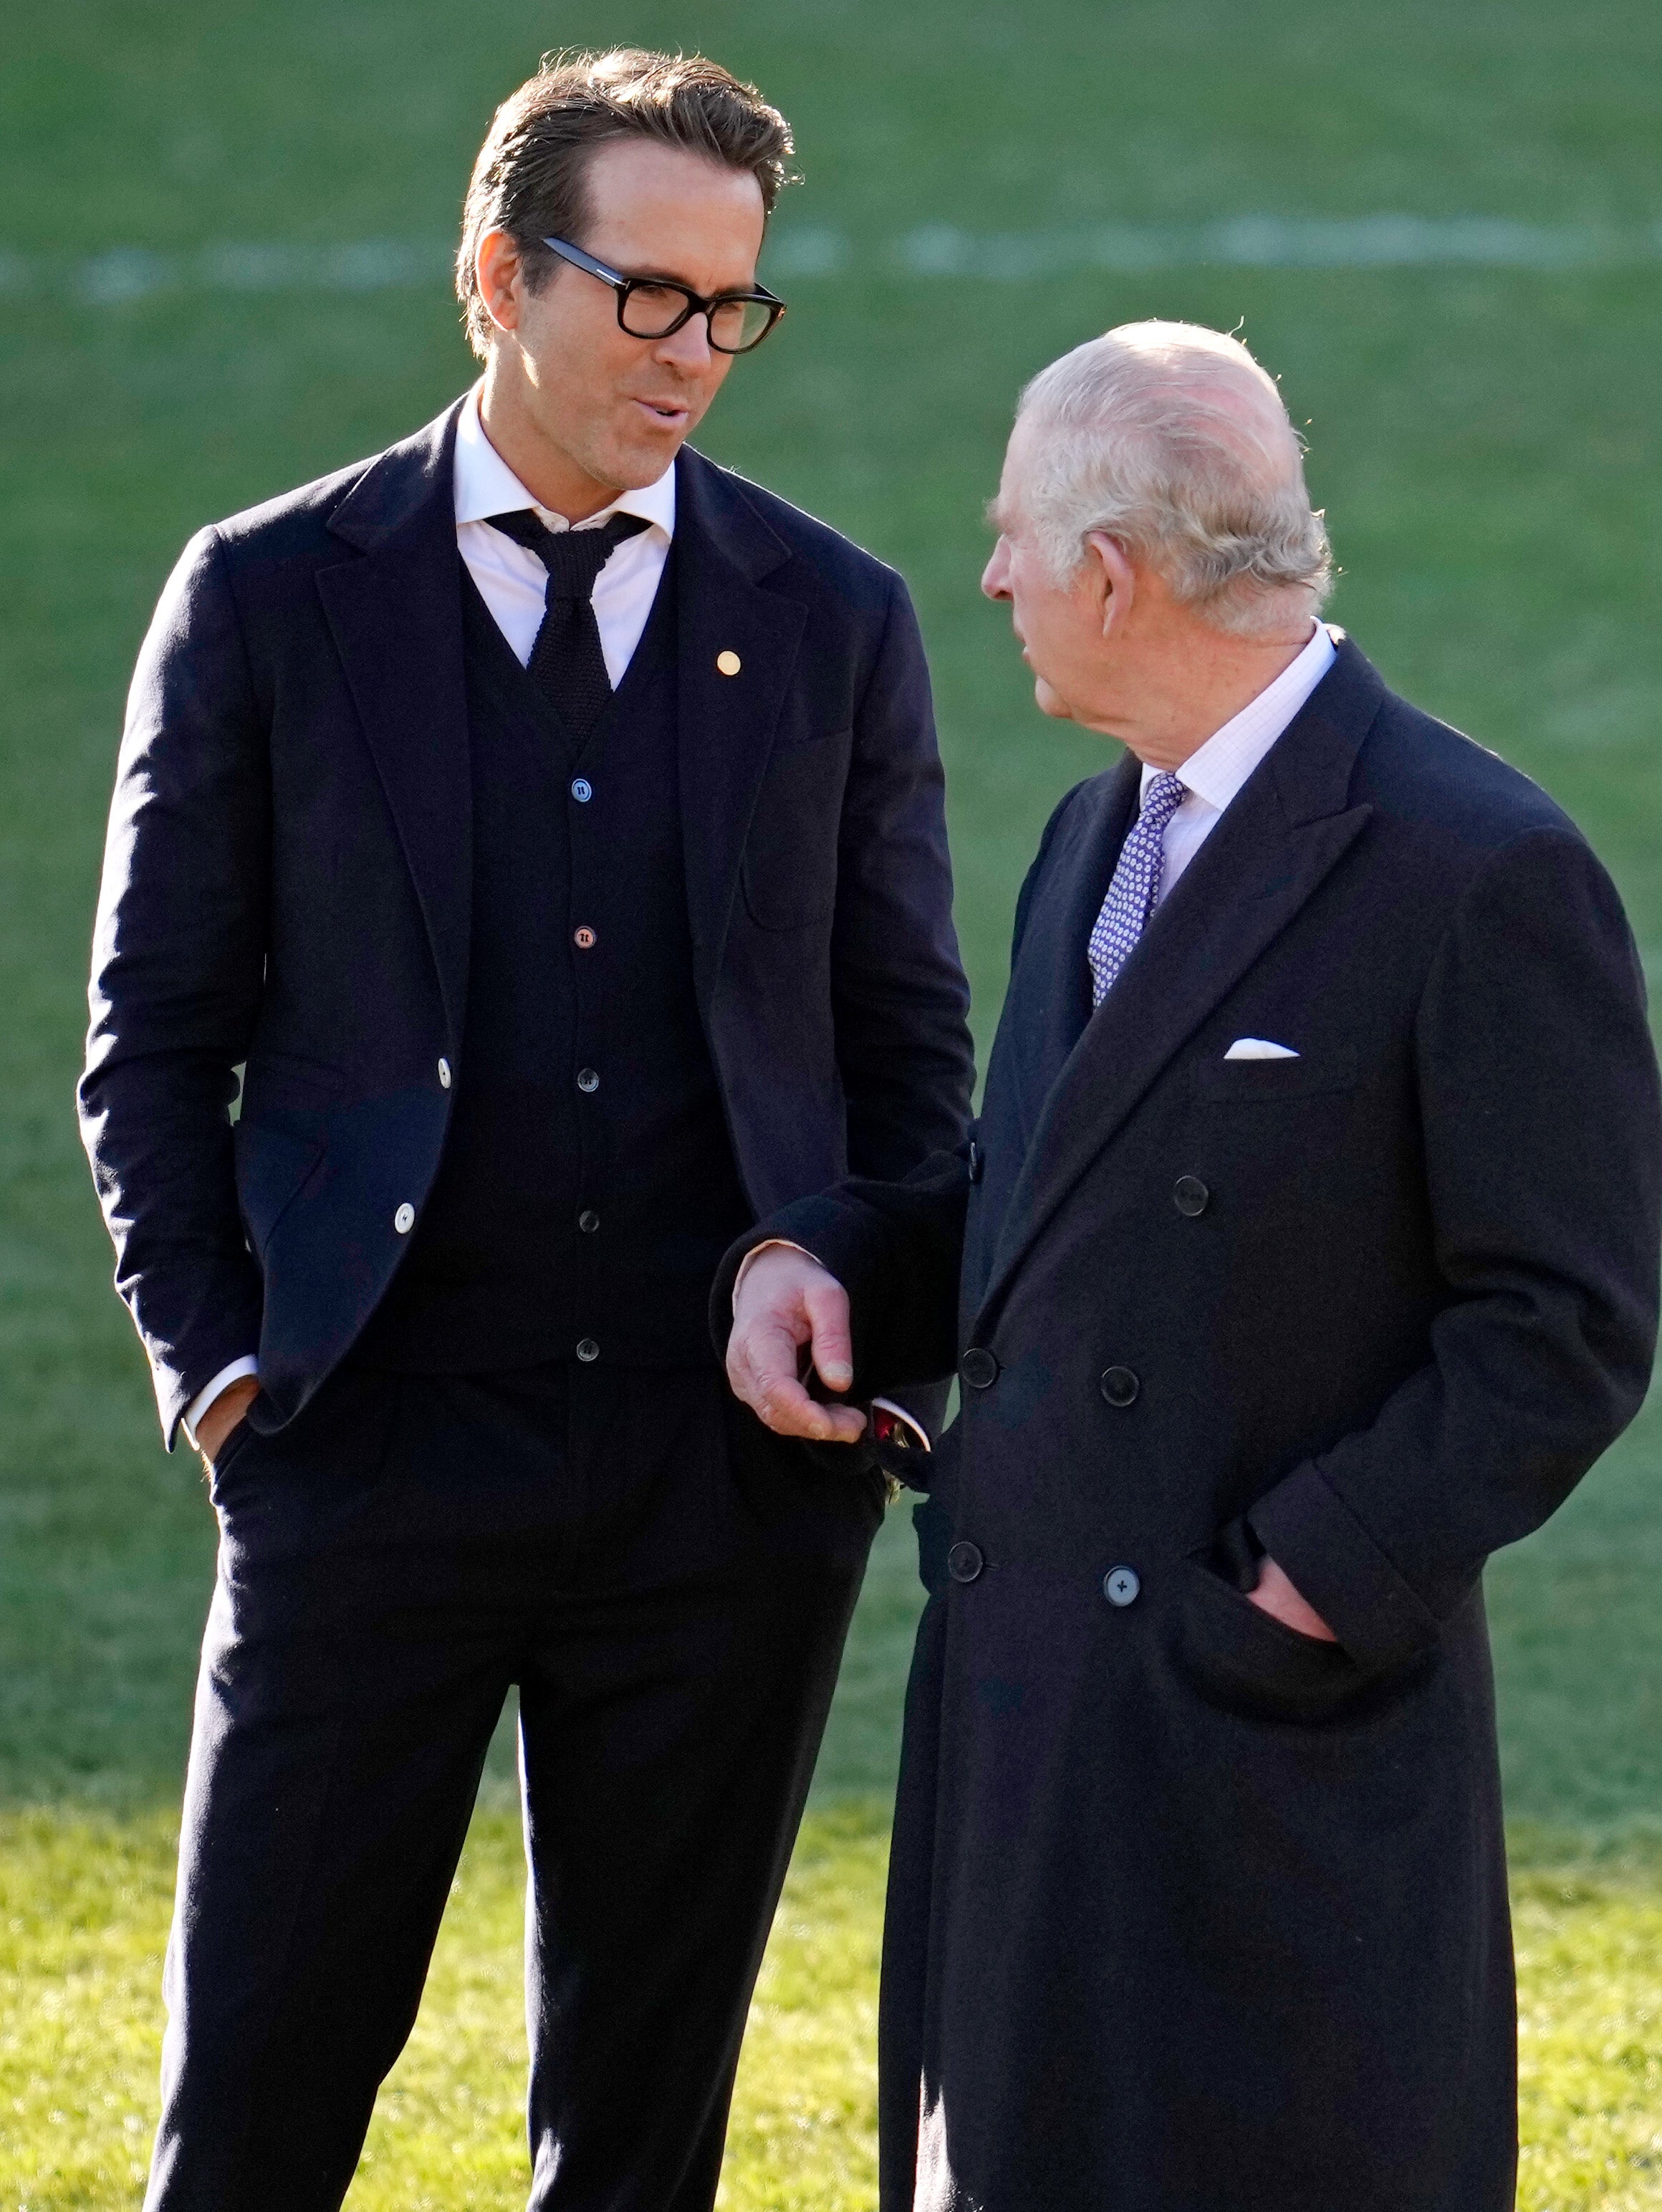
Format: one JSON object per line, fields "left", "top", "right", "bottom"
{"left": 1087, "top": 771, "right": 1187, "bottom": 1007}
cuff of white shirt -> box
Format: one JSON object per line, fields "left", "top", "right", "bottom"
{"left": 181, "top": 1357, "right": 260, "bottom": 1451}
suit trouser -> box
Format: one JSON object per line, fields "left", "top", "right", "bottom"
{"left": 145, "top": 1360, "right": 882, "bottom": 2212}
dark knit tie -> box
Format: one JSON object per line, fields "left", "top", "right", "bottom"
{"left": 486, "top": 509, "right": 648, "bottom": 739}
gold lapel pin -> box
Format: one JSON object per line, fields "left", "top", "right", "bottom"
{"left": 716, "top": 650, "right": 742, "bottom": 677}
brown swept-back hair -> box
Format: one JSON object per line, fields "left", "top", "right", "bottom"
{"left": 456, "top": 48, "right": 797, "bottom": 358}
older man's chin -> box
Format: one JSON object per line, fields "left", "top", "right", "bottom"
{"left": 1032, "top": 675, "right": 1077, "bottom": 720}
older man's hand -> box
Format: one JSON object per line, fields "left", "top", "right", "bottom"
{"left": 1246, "top": 1556, "right": 1337, "bottom": 1640}
{"left": 727, "top": 1246, "right": 868, "bottom": 1445}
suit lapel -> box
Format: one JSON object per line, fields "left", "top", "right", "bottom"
{"left": 976, "top": 640, "right": 1385, "bottom": 1327}
{"left": 998, "top": 753, "right": 1140, "bottom": 1148}
{"left": 671, "top": 449, "right": 807, "bottom": 1007}
{"left": 317, "top": 400, "right": 472, "bottom": 1042}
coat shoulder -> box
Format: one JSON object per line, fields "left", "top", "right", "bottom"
{"left": 206, "top": 451, "right": 383, "bottom": 569}
{"left": 687, "top": 453, "right": 903, "bottom": 613}
{"left": 1359, "top": 688, "right": 1579, "bottom": 860}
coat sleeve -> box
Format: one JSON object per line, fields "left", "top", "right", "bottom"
{"left": 77, "top": 527, "right": 270, "bottom": 1446}
{"left": 830, "top": 572, "right": 975, "bottom": 1178}
{"left": 1249, "top": 825, "right": 1662, "bottom": 1670}
{"left": 709, "top": 778, "right": 1082, "bottom": 1392}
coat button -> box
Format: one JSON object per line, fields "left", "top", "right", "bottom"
{"left": 1103, "top": 1565, "right": 1141, "bottom": 1607}
{"left": 948, "top": 1540, "right": 984, "bottom": 1584}
{"left": 393, "top": 1202, "right": 416, "bottom": 1235}
{"left": 437, "top": 1057, "right": 452, "bottom": 1090}
{"left": 571, "top": 777, "right": 592, "bottom": 803}
{"left": 575, "top": 1338, "right": 600, "bottom": 1363}
{"left": 960, "top": 1347, "right": 999, "bottom": 1390}
{"left": 1100, "top": 1365, "right": 1140, "bottom": 1408}
{"left": 967, "top": 1139, "right": 984, "bottom": 1183}
{"left": 577, "top": 1067, "right": 600, "bottom": 1093}
{"left": 574, "top": 925, "right": 597, "bottom": 950}
{"left": 578, "top": 1209, "right": 600, "bottom": 1234}
{"left": 1173, "top": 1175, "right": 1209, "bottom": 1216}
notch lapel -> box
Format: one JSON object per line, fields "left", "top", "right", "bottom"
{"left": 671, "top": 450, "right": 807, "bottom": 1007}
{"left": 316, "top": 401, "right": 472, "bottom": 1043}
{"left": 976, "top": 641, "right": 1385, "bottom": 1328}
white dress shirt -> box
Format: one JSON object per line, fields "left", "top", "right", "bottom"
{"left": 181, "top": 388, "right": 678, "bottom": 1448}
{"left": 1145, "top": 620, "right": 1337, "bottom": 908}
{"left": 453, "top": 382, "right": 676, "bottom": 683}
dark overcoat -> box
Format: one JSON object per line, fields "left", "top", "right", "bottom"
{"left": 721, "top": 639, "right": 1661, "bottom": 2211}
{"left": 80, "top": 400, "right": 973, "bottom": 1443}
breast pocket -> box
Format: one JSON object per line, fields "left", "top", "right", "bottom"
{"left": 739, "top": 728, "right": 850, "bottom": 931}
{"left": 1193, "top": 1045, "right": 1359, "bottom": 1103}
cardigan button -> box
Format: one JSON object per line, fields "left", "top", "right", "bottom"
{"left": 1173, "top": 1175, "right": 1209, "bottom": 1216}
{"left": 1099, "top": 1365, "right": 1140, "bottom": 1408}
{"left": 1103, "top": 1565, "right": 1141, "bottom": 1607}
{"left": 960, "top": 1347, "right": 999, "bottom": 1390}
{"left": 948, "top": 1541, "right": 984, "bottom": 1585}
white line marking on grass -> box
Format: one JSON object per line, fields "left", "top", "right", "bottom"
{"left": 894, "top": 216, "right": 1662, "bottom": 276}
{"left": 3, "top": 218, "right": 1658, "bottom": 305}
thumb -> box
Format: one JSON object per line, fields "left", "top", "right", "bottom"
{"left": 802, "top": 1276, "right": 855, "bottom": 1394}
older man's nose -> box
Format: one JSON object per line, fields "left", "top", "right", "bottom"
{"left": 981, "top": 538, "right": 1012, "bottom": 600}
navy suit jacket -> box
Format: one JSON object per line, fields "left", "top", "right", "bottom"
{"left": 81, "top": 399, "right": 974, "bottom": 1442}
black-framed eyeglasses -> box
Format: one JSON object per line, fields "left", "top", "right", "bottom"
{"left": 539, "top": 234, "right": 787, "bottom": 355}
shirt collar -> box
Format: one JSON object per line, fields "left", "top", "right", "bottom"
{"left": 1141, "top": 621, "right": 1338, "bottom": 814}
{"left": 452, "top": 383, "right": 676, "bottom": 541}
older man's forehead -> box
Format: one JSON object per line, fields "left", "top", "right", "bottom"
{"left": 987, "top": 423, "right": 1035, "bottom": 532}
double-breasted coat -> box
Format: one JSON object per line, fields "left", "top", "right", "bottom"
{"left": 720, "top": 637, "right": 1661, "bottom": 2211}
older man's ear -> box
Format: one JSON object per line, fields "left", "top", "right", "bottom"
{"left": 1085, "top": 530, "right": 1136, "bottom": 637}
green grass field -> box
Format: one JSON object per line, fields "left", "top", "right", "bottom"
{"left": 4, "top": 1, "right": 1662, "bottom": 2203}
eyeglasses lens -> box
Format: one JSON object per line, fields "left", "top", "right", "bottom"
{"left": 708, "top": 298, "right": 775, "bottom": 352}
{"left": 620, "top": 284, "right": 775, "bottom": 352}
{"left": 619, "top": 283, "right": 692, "bottom": 340}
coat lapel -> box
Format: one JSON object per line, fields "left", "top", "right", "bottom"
{"left": 976, "top": 640, "right": 1386, "bottom": 1327}
{"left": 998, "top": 752, "right": 1140, "bottom": 1148}
{"left": 316, "top": 400, "right": 472, "bottom": 1043}
{"left": 671, "top": 448, "right": 807, "bottom": 1006}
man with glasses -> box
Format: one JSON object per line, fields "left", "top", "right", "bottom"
{"left": 80, "top": 48, "right": 971, "bottom": 2211}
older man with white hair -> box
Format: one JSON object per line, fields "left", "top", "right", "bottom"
{"left": 720, "top": 322, "right": 1661, "bottom": 2211}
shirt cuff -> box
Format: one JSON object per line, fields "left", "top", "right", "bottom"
{"left": 731, "top": 1239, "right": 819, "bottom": 1309}
{"left": 181, "top": 1357, "right": 260, "bottom": 1450}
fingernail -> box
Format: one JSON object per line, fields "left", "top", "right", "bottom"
{"left": 823, "top": 1362, "right": 852, "bottom": 1386}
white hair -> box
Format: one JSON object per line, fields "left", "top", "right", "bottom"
{"left": 1014, "top": 321, "right": 1333, "bottom": 638}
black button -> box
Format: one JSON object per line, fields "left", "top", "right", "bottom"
{"left": 578, "top": 1210, "right": 600, "bottom": 1234}
{"left": 1103, "top": 1564, "right": 1141, "bottom": 1607}
{"left": 1100, "top": 1365, "right": 1140, "bottom": 1408}
{"left": 967, "top": 1140, "right": 984, "bottom": 1184}
{"left": 1173, "top": 1175, "right": 1210, "bottom": 1217}
{"left": 960, "top": 1347, "right": 999, "bottom": 1390}
{"left": 575, "top": 1338, "right": 600, "bottom": 1363}
{"left": 576, "top": 1068, "right": 600, "bottom": 1094}
{"left": 948, "top": 1540, "right": 984, "bottom": 1584}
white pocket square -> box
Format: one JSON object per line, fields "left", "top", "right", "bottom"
{"left": 1224, "top": 1037, "right": 1300, "bottom": 1061}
